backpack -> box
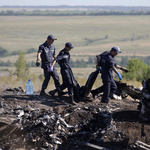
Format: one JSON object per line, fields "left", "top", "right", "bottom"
{"left": 96, "top": 51, "right": 109, "bottom": 66}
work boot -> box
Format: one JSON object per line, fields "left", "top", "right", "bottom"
{"left": 40, "top": 88, "right": 48, "bottom": 97}
{"left": 91, "top": 89, "right": 99, "bottom": 99}
{"left": 58, "top": 91, "right": 68, "bottom": 96}
{"left": 69, "top": 96, "right": 77, "bottom": 105}
{"left": 49, "top": 89, "right": 58, "bottom": 97}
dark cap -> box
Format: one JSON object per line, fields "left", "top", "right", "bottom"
{"left": 65, "top": 42, "right": 74, "bottom": 49}
{"left": 47, "top": 34, "right": 57, "bottom": 40}
{"left": 111, "top": 46, "right": 121, "bottom": 54}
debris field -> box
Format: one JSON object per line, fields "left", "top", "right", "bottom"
{"left": 0, "top": 83, "right": 150, "bottom": 150}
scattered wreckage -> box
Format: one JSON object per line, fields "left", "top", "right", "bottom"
{"left": 0, "top": 74, "right": 150, "bottom": 149}
{"left": 139, "top": 78, "right": 150, "bottom": 121}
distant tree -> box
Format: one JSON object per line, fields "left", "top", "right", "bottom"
{"left": 11, "top": 51, "right": 19, "bottom": 55}
{"left": 6, "top": 10, "right": 14, "bottom": 15}
{"left": 123, "top": 58, "right": 148, "bottom": 81}
{"left": 5, "top": 60, "right": 12, "bottom": 66}
{"left": 145, "top": 65, "right": 150, "bottom": 80}
{"left": 87, "top": 56, "right": 95, "bottom": 64}
{"left": 120, "top": 56, "right": 129, "bottom": 67}
{"left": 30, "top": 61, "right": 36, "bottom": 67}
{"left": 70, "top": 59, "right": 87, "bottom": 68}
{"left": 0, "top": 60, "right": 12, "bottom": 66}
{"left": 144, "top": 56, "right": 150, "bottom": 66}
{"left": 70, "top": 59, "right": 76, "bottom": 68}
{"left": 14, "top": 51, "right": 30, "bottom": 78}
{"left": 0, "top": 46, "right": 8, "bottom": 57}
{"left": 80, "top": 59, "right": 87, "bottom": 68}
{"left": 26, "top": 48, "right": 37, "bottom": 54}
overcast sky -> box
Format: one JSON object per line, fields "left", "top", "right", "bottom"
{"left": 0, "top": 0, "right": 150, "bottom": 6}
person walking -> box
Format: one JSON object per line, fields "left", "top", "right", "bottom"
{"left": 91, "top": 49, "right": 128, "bottom": 99}
{"left": 49, "top": 42, "right": 77, "bottom": 105}
{"left": 97, "top": 46, "right": 125, "bottom": 103}
{"left": 36, "top": 34, "right": 60, "bottom": 96}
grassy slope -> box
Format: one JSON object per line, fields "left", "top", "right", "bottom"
{"left": 0, "top": 15, "right": 149, "bottom": 83}
{"left": 0, "top": 15, "right": 149, "bottom": 56}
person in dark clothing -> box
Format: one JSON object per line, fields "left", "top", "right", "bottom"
{"left": 91, "top": 49, "right": 128, "bottom": 99}
{"left": 49, "top": 42, "right": 77, "bottom": 105}
{"left": 94, "top": 46, "right": 127, "bottom": 103}
{"left": 36, "top": 34, "right": 61, "bottom": 96}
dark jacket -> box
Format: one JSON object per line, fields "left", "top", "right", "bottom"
{"left": 38, "top": 41, "right": 56, "bottom": 69}
{"left": 55, "top": 49, "right": 70, "bottom": 70}
{"left": 99, "top": 52, "right": 117, "bottom": 81}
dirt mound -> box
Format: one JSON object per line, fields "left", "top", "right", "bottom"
{"left": 0, "top": 88, "right": 150, "bottom": 150}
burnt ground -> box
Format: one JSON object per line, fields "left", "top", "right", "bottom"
{"left": 0, "top": 87, "right": 150, "bottom": 150}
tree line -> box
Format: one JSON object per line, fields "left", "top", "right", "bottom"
{"left": 0, "top": 46, "right": 37, "bottom": 57}
{"left": 1, "top": 51, "right": 150, "bottom": 69}
{"left": 13, "top": 52, "right": 150, "bottom": 82}
{"left": 1, "top": 10, "right": 150, "bottom": 16}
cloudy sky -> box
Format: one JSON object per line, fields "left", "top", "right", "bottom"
{"left": 0, "top": 0, "right": 150, "bottom": 6}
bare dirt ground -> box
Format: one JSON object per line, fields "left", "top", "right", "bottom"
{"left": 0, "top": 87, "right": 150, "bottom": 150}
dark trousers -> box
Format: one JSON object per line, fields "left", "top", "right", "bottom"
{"left": 101, "top": 79, "right": 117, "bottom": 103}
{"left": 42, "top": 67, "right": 60, "bottom": 89}
{"left": 58, "top": 69, "right": 73, "bottom": 97}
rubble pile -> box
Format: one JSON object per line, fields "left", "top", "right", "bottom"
{"left": 139, "top": 78, "right": 150, "bottom": 120}
{"left": 5, "top": 87, "right": 24, "bottom": 93}
{"left": 1, "top": 86, "right": 150, "bottom": 150}
{"left": 0, "top": 90, "right": 128, "bottom": 150}
{"left": 115, "top": 80, "right": 141, "bottom": 100}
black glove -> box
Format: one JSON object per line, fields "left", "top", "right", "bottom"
{"left": 36, "top": 58, "right": 41, "bottom": 66}
{"left": 121, "top": 67, "right": 128, "bottom": 73}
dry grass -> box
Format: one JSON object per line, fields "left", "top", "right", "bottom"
{"left": 0, "top": 15, "right": 150, "bottom": 64}
{"left": 0, "top": 66, "right": 142, "bottom": 93}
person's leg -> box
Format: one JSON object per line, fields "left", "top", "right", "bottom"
{"left": 42, "top": 69, "right": 51, "bottom": 89}
{"left": 58, "top": 69, "right": 67, "bottom": 91}
{"left": 66, "top": 70, "right": 74, "bottom": 97}
{"left": 49, "top": 69, "right": 67, "bottom": 96}
{"left": 101, "top": 80, "right": 111, "bottom": 103}
{"left": 91, "top": 85, "right": 104, "bottom": 99}
{"left": 40, "top": 68, "right": 50, "bottom": 96}
{"left": 51, "top": 67, "right": 60, "bottom": 88}
{"left": 109, "top": 79, "right": 117, "bottom": 99}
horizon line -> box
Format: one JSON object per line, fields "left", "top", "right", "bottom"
{"left": 0, "top": 5, "right": 150, "bottom": 7}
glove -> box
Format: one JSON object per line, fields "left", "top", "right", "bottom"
{"left": 49, "top": 66, "right": 53, "bottom": 72}
{"left": 36, "top": 58, "right": 41, "bottom": 67}
{"left": 96, "top": 66, "right": 102, "bottom": 72}
{"left": 121, "top": 67, "right": 129, "bottom": 73}
{"left": 117, "top": 72, "right": 122, "bottom": 80}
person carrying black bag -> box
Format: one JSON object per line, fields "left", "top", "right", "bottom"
{"left": 91, "top": 46, "right": 128, "bottom": 102}
{"left": 49, "top": 42, "right": 77, "bottom": 105}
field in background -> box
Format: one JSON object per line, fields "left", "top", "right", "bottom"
{"left": 0, "top": 15, "right": 150, "bottom": 60}
{"left": 0, "top": 15, "right": 148, "bottom": 90}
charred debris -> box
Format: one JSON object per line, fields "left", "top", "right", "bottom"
{"left": 0, "top": 79, "right": 150, "bottom": 150}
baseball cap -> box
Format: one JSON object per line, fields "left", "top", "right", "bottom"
{"left": 47, "top": 34, "right": 57, "bottom": 40}
{"left": 111, "top": 46, "right": 121, "bottom": 54}
{"left": 65, "top": 42, "right": 74, "bottom": 49}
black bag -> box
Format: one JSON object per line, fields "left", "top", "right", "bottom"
{"left": 80, "top": 69, "right": 100, "bottom": 98}
{"left": 69, "top": 68, "right": 81, "bottom": 100}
